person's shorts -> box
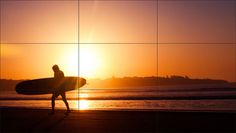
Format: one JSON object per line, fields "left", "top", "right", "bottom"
{"left": 53, "top": 82, "right": 66, "bottom": 97}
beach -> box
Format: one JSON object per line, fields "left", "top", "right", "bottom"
{"left": 1, "top": 107, "right": 235, "bottom": 133}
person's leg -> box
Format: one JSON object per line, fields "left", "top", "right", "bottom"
{"left": 51, "top": 93, "right": 56, "bottom": 114}
{"left": 61, "top": 92, "right": 70, "bottom": 111}
{"left": 51, "top": 92, "right": 59, "bottom": 114}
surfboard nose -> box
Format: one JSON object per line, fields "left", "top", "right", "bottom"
{"left": 80, "top": 78, "right": 86, "bottom": 85}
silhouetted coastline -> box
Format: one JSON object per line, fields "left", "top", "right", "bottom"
{"left": 88, "top": 75, "right": 229, "bottom": 88}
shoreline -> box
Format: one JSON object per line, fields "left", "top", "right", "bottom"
{"left": 1, "top": 107, "right": 236, "bottom": 133}
{"left": 1, "top": 99, "right": 236, "bottom": 113}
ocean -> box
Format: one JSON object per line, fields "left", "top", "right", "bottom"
{"left": 0, "top": 84, "right": 236, "bottom": 112}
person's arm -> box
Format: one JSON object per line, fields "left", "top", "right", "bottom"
{"left": 61, "top": 71, "right": 65, "bottom": 78}
{"left": 54, "top": 71, "right": 64, "bottom": 89}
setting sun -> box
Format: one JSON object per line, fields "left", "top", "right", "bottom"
{"left": 59, "top": 44, "right": 102, "bottom": 78}
{"left": 79, "top": 44, "right": 102, "bottom": 78}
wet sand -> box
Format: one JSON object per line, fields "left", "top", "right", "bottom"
{"left": 0, "top": 107, "right": 236, "bottom": 133}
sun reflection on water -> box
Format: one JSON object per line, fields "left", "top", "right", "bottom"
{"left": 69, "top": 92, "right": 91, "bottom": 110}
{"left": 79, "top": 100, "right": 90, "bottom": 110}
{"left": 78, "top": 93, "right": 90, "bottom": 110}
{"left": 70, "top": 100, "right": 90, "bottom": 110}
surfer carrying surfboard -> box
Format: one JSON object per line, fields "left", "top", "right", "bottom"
{"left": 51, "top": 65, "right": 70, "bottom": 115}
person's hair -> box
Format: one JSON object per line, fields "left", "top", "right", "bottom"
{"left": 52, "top": 65, "right": 59, "bottom": 71}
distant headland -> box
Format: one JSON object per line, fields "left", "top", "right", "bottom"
{"left": 87, "top": 75, "right": 230, "bottom": 88}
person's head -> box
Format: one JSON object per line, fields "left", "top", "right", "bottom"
{"left": 52, "top": 65, "right": 60, "bottom": 72}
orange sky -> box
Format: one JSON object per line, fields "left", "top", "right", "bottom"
{"left": 0, "top": 1, "right": 236, "bottom": 81}
{"left": 0, "top": 44, "right": 157, "bottom": 79}
{"left": 1, "top": 44, "right": 235, "bottom": 82}
{"left": 158, "top": 44, "right": 236, "bottom": 82}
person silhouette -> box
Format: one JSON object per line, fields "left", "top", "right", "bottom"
{"left": 50, "top": 65, "right": 70, "bottom": 115}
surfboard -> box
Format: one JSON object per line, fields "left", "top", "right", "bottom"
{"left": 15, "top": 77, "right": 86, "bottom": 95}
